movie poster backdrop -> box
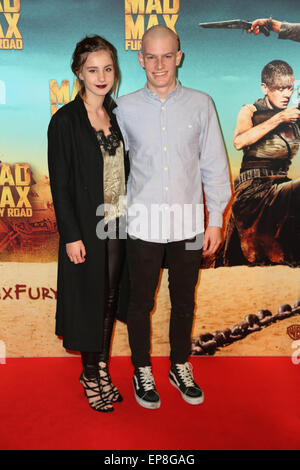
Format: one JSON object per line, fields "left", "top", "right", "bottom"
{"left": 1, "top": 0, "right": 299, "bottom": 358}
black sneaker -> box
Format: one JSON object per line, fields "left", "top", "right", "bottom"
{"left": 169, "top": 362, "right": 204, "bottom": 405}
{"left": 133, "top": 366, "right": 161, "bottom": 409}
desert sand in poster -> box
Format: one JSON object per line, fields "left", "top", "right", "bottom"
{"left": 1, "top": 262, "right": 299, "bottom": 358}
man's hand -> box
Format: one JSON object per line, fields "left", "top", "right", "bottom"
{"left": 248, "top": 18, "right": 282, "bottom": 35}
{"left": 66, "top": 240, "right": 86, "bottom": 264}
{"left": 203, "top": 226, "right": 223, "bottom": 256}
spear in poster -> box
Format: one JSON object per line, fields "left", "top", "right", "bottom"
{"left": 199, "top": 19, "right": 271, "bottom": 36}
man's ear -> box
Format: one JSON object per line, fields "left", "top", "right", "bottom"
{"left": 176, "top": 50, "right": 183, "bottom": 67}
{"left": 138, "top": 51, "right": 145, "bottom": 69}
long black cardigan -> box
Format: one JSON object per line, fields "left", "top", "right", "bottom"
{"left": 48, "top": 93, "right": 129, "bottom": 352}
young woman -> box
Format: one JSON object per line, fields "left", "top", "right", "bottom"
{"left": 48, "top": 36, "right": 128, "bottom": 412}
{"left": 221, "top": 60, "right": 300, "bottom": 267}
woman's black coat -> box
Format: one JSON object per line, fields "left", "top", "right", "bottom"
{"left": 48, "top": 93, "right": 129, "bottom": 352}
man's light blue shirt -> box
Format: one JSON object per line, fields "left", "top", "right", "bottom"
{"left": 115, "top": 82, "right": 231, "bottom": 244}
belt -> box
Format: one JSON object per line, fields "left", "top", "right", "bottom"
{"left": 234, "top": 167, "right": 288, "bottom": 189}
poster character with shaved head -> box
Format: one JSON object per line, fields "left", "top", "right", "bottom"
{"left": 220, "top": 60, "right": 300, "bottom": 267}
{"left": 115, "top": 25, "right": 231, "bottom": 409}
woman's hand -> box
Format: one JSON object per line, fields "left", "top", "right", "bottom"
{"left": 66, "top": 240, "right": 86, "bottom": 264}
{"left": 278, "top": 106, "right": 300, "bottom": 123}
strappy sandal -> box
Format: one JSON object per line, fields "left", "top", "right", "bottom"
{"left": 98, "top": 363, "right": 123, "bottom": 403}
{"left": 79, "top": 372, "right": 114, "bottom": 412}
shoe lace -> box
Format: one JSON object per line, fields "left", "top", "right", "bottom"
{"left": 176, "top": 362, "right": 194, "bottom": 387}
{"left": 138, "top": 366, "right": 155, "bottom": 391}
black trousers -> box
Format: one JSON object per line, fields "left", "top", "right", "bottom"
{"left": 81, "top": 235, "right": 125, "bottom": 374}
{"left": 126, "top": 236, "right": 202, "bottom": 367}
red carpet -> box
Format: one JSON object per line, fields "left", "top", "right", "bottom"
{"left": 0, "top": 357, "right": 299, "bottom": 450}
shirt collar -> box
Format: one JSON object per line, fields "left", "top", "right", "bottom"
{"left": 143, "top": 79, "right": 182, "bottom": 102}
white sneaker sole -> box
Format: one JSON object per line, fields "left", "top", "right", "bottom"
{"left": 169, "top": 377, "right": 204, "bottom": 405}
{"left": 133, "top": 387, "right": 161, "bottom": 410}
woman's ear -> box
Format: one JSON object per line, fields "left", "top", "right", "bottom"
{"left": 261, "top": 82, "right": 268, "bottom": 96}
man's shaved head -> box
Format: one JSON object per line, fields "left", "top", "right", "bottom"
{"left": 138, "top": 24, "right": 182, "bottom": 100}
{"left": 142, "top": 25, "right": 180, "bottom": 53}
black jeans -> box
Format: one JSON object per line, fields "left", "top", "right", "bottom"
{"left": 127, "top": 236, "right": 202, "bottom": 367}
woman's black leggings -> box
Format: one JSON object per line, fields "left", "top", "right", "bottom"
{"left": 81, "top": 235, "right": 125, "bottom": 378}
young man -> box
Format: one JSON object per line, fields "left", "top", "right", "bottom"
{"left": 115, "top": 25, "right": 231, "bottom": 409}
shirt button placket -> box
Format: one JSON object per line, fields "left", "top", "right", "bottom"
{"left": 161, "top": 103, "right": 169, "bottom": 199}
{"left": 161, "top": 102, "right": 169, "bottom": 240}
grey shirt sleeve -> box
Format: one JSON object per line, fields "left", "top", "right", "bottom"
{"left": 199, "top": 97, "right": 232, "bottom": 227}
{"left": 278, "top": 22, "right": 300, "bottom": 42}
